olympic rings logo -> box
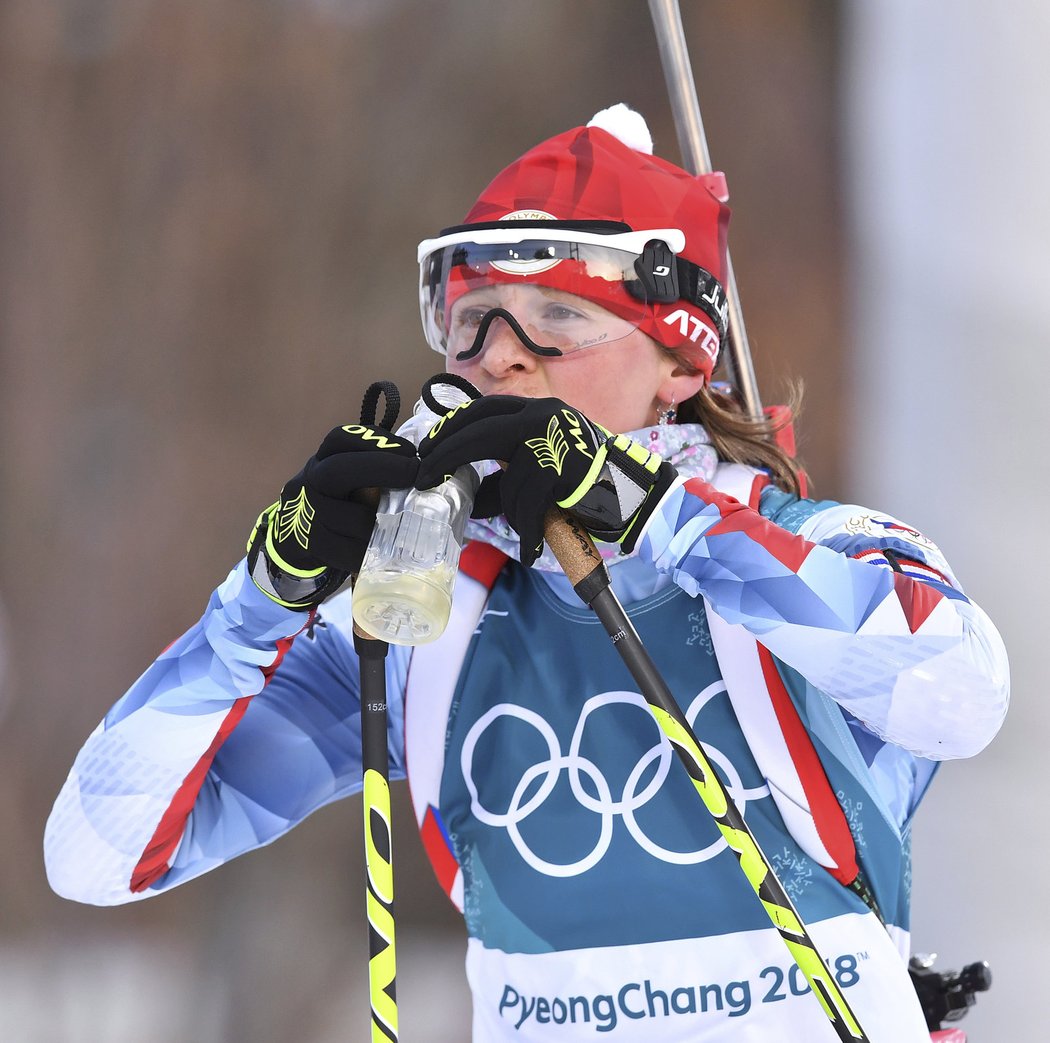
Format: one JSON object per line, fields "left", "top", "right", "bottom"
{"left": 460, "top": 681, "right": 769, "bottom": 878}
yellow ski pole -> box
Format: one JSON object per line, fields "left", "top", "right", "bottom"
{"left": 355, "top": 381, "right": 401, "bottom": 1042}
{"left": 356, "top": 624, "right": 399, "bottom": 1042}
{"left": 545, "top": 509, "right": 868, "bottom": 1042}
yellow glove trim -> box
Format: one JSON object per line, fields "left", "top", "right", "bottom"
{"left": 557, "top": 442, "right": 610, "bottom": 510}
{"left": 264, "top": 527, "right": 327, "bottom": 579}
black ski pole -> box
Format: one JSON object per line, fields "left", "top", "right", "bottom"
{"left": 544, "top": 510, "right": 869, "bottom": 1043}
{"left": 355, "top": 381, "right": 402, "bottom": 1043}
{"left": 356, "top": 625, "right": 398, "bottom": 1043}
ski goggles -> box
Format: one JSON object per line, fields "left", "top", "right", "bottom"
{"left": 417, "top": 223, "right": 689, "bottom": 360}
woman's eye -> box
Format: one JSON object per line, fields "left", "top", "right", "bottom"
{"left": 544, "top": 303, "right": 585, "bottom": 322}
{"left": 454, "top": 307, "right": 488, "bottom": 329}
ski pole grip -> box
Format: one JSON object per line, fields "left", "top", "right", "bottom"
{"left": 543, "top": 508, "right": 611, "bottom": 605}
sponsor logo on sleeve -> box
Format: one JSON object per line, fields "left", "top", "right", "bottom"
{"left": 844, "top": 514, "right": 934, "bottom": 550}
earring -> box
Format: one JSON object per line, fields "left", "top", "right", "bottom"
{"left": 656, "top": 396, "right": 677, "bottom": 425}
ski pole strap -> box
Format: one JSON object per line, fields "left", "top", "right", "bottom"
{"left": 360, "top": 380, "right": 401, "bottom": 430}
{"left": 543, "top": 510, "right": 869, "bottom": 1042}
{"left": 355, "top": 627, "right": 399, "bottom": 1043}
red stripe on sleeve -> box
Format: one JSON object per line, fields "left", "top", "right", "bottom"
{"left": 892, "top": 571, "right": 944, "bottom": 634}
{"left": 261, "top": 630, "right": 301, "bottom": 681}
{"left": 129, "top": 695, "right": 252, "bottom": 892}
{"left": 757, "top": 644, "right": 859, "bottom": 886}
{"left": 683, "top": 477, "right": 814, "bottom": 573}
{"left": 129, "top": 624, "right": 307, "bottom": 893}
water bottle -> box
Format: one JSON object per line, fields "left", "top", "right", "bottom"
{"left": 351, "top": 384, "right": 481, "bottom": 645}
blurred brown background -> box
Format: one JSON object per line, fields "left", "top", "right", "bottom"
{"left": 7, "top": 2, "right": 1034, "bottom": 1041}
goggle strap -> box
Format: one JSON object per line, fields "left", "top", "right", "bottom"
{"left": 675, "top": 259, "right": 730, "bottom": 341}
{"left": 618, "top": 242, "right": 730, "bottom": 343}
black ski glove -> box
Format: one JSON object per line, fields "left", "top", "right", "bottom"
{"left": 247, "top": 422, "right": 419, "bottom": 609}
{"left": 415, "top": 396, "right": 676, "bottom": 567}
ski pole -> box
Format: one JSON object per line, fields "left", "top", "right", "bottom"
{"left": 355, "top": 382, "right": 401, "bottom": 1043}
{"left": 543, "top": 509, "right": 869, "bottom": 1043}
{"left": 356, "top": 625, "right": 398, "bottom": 1042}
{"left": 647, "top": 0, "right": 763, "bottom": 421}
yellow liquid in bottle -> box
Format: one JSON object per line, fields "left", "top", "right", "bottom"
{"left": 352, "top": 567, "right": 454, "bottom": 645}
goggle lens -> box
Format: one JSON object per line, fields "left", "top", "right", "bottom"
{"left": 419, "top": 236, "right": 662, "bottom": 357}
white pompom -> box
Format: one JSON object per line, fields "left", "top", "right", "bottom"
{"left": 587, "top": 104, "right": 653, "bottom": 155}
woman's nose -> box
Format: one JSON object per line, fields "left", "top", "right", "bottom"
{"left": 474, "top": 315, "right": 539, "bottom": 374}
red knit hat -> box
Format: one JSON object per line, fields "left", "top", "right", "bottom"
{"left": 458, "top": 104, "right": 731, "bottom": 379}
